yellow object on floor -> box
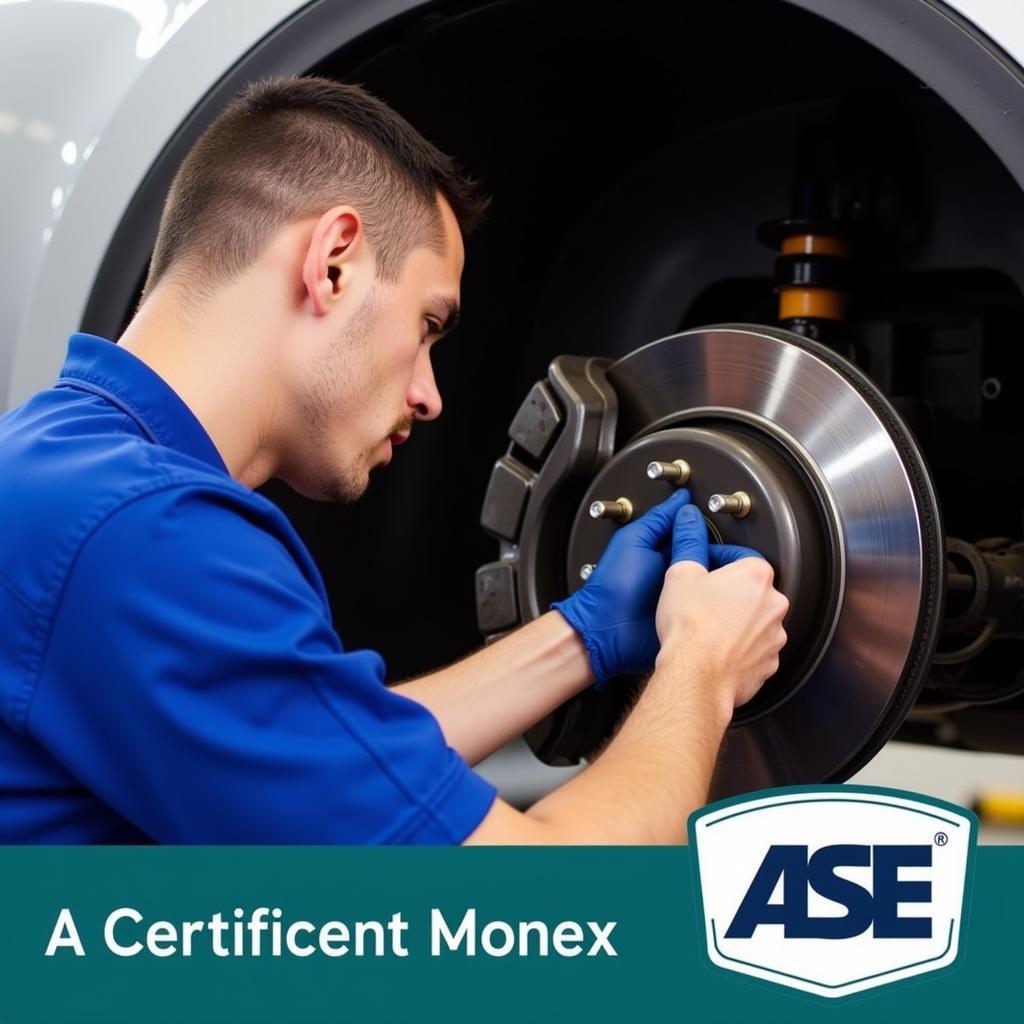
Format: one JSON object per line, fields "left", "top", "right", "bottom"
{"left": 975, "top": 791, "right": 1024, "bottom": 826}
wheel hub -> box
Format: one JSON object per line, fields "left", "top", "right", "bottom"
{"left": 568, "top": 423, "right": 841, "bottom": 721}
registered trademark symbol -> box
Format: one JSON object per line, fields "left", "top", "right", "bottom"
{"left": 934, "top": 832, "right": 948, "bottom": 846}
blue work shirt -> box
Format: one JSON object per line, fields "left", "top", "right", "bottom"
{"left": 0, "top": 333, "right": 496, "bottom": 843}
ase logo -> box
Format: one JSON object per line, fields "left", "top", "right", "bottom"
{"left": 688, "top": 785, "right": 977, "bottom": 999}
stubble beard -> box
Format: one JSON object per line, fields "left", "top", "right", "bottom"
{"left": 300, "top": 290, "right": 382, "bottom": 504}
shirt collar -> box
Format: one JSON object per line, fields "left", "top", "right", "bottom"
{"left": 57, "top": 332, "right": 229, "bottom": 475}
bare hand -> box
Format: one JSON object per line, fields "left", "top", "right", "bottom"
{"left": 654, "top": 504, "right": 790, "bottom": 712}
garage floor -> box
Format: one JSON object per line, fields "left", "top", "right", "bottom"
{"left": 479, "top": 741, "right": 1024, "bottom": 843}
{"left": 850, "top": 743, "right": 1024, "bottom": 844}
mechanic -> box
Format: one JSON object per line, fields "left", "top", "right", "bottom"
{"left": 0, "top": 76, "right": 789, "bottom": 844}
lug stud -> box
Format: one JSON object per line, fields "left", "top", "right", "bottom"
{"left": 579, "top": 563, "right": 595, "bottom": 581}
{"left": 707, "top": 491, "right": 751, "bottom": 518}
{"left": 646, "top": 459, "right": 691, "bottom": 485}
{"left": 589, "top": 497, "right": 634, "bottom": 523}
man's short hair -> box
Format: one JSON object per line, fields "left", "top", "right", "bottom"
{"left": 141, "top": 75, "right": 488, "bottom": 304}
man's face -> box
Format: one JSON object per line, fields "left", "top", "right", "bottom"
{"left": 287, "top": 197, "right": 464, "bottom": 502}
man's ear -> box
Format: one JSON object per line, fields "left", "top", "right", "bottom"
{"left": 302, "top": 206, "right": 362, "bottom": 316}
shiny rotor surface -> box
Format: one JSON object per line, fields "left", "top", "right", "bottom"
{"left": 606, "top": 325, "right": 942, "bottom": 794}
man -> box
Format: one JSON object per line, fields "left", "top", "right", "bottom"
{"left": 0, "top": 76, "right": 788, "bottom": 844}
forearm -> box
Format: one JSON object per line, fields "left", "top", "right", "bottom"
{"left": 391, "top": 611, "right": 594, "bottom": 766}
{"left": 522, "top": 653, "right": 731, "bottom": 843}
{"left": 465, "top": 537, "right": 789, "bottom": 846}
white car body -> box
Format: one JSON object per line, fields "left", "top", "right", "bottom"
{"left": 1, "top": 0, "right": 426, "bottom": 408}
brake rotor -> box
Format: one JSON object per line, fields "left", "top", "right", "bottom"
{"left": 476, "top": 324, "right": 943, "bottom": 797}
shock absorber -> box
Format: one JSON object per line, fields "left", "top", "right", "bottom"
{"left": 758, "top": 217, "right": 854, "bottom": 357}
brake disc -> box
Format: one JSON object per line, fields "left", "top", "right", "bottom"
{"left": 476, "top": 324, "right": 943, "bottom": 797}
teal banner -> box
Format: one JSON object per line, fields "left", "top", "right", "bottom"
{"left": 0, "top": 845, "right": 1018, "bottom": 1022}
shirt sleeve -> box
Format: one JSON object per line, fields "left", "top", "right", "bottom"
{"left": 27, "top": 482, "right": 496, "bottom": 843}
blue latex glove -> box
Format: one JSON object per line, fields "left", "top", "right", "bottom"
{"left": 551, "top": 489, "right": 692, "bottom": 685}
{"left": 671, "top": 502, "right": 764, "bottom": 571}
{"left": 553, "top": 496, "right": 765, "bottom": 686}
